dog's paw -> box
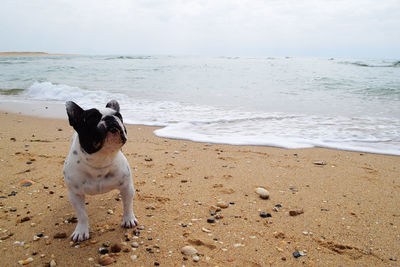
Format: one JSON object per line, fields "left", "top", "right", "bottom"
{"left": 121, "top": 215, "right": 139, "bottom": 228}
{"left": 71, "top": 225, "right": 89, "bottom": 242}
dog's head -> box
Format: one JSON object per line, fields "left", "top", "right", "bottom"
{"left": 66, "top": 100, "right": 127, "bottom": 154}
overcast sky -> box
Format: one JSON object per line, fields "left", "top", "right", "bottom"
{"left": 1, "top": 0, "right": 399, "bottom": 58}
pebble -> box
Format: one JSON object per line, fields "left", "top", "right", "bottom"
{"left": 18, "top": 258, "right": 33, "bottom": 265}
{"left": 130, "top": 255, "right": 137, "bottom": 260}
{"left": 289, "top": 209, "right": 304, "bottom": 216}
{"left": 131, "top": 241, "right": 139, "bottom": 248}
{"left": 255, "top": 188, "right": 270, "bottom": 199}
{"left": 17, "top": 217, "right": 31, "bottom": 223}
{"left": 215, "top": 214, "right": 223, "bottom": 220}
{"left": 53, "top": 232, "right": 67, "bottom": 239}
{"left": 293, "top": 251, "right": 301, "bottom": 258}
{"left": 20, "top": 180, "right": 34, "bottom": 187}
{"left": 201, "top": 227, "right": 211, "bottom": 233}
{"left": 216, "top": 201, "right": 229, "bottom": 209}
{"left": 313, "top": 161, "right": 326, "bottom": 165}
{"left": 181, "top": 246, "right": 198, "bottom": 256}
{"left": 99, "top": 248, "right": 109, "bottom": 254}
{"left": 207, "top": 217, "right": 216, "bottom": 223}
{"left": 193, "top": 255, "right": 200, "bottom": 262}
{"left": 260, "top": 212, "right": 272, "bottom": 218}
{"left": 99, "top": 255, "right": 115, "bottom": 265}
{"left": 49, "top": 259, "right": 57, "bottom": 267}
{"left": 209, "top": 205, "right": 221, "bottom": 213}
{"left": 111, "top": 243, "right": 122, "bottom": 253}
{"left": 107, "top": 209, "right": 114, "bottom": 215}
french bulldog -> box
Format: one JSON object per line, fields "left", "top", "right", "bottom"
{"left": 63, "top": 100, "right": 138, "bottom": 242}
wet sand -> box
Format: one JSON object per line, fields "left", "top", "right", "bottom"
{"left": 0, "top": 111, "right": 399, "bottom": 266}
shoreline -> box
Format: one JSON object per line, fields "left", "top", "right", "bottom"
{"left": 0, "top": 98, "right": 399, "bottom": 157}
{"left": 0, "top": 110, "right": 399, "bottom": 266}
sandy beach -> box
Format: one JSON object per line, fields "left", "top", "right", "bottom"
{"left": 0, "top": 110, "right": 399, "bottom": 266}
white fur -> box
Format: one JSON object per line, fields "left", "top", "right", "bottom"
{"left": 63, "top": 116, "right": 138, "bottom": 242}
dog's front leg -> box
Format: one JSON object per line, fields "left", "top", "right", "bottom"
{"left": 120, "top": 185, "right": 139, "bottom": 228}
{"left": 68, "top": 192, "right": 90, "bottom": 241}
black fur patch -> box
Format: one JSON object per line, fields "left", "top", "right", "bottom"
{"left": 66, "top": 101, "right": 126, "bottom": 154}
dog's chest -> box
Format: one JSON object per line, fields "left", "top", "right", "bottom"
{"left": 73, "top": 168, "right": 124, "bottom": 195}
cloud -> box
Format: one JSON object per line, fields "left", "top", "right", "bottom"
{"left": 0, "top": 0, "right": 399, "bottom": 58}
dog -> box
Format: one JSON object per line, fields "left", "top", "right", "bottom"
{"left": 63, "top": 100, "right": 138, "bottom": 242}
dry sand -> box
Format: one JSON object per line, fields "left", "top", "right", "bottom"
{"left": 0, "top": 111, "right": 399, "bottom": 266}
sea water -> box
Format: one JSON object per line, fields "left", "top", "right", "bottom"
{"left": 0, "top": 55, "right": 399, "bottom": 155}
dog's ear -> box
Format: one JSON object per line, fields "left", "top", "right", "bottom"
{"left": 106, "top": 100, "right": 120, "bottom": 112}
{"left": 66, "top": 101, "right": 84, "bottom": 128}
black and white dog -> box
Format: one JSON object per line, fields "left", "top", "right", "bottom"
{"left": 63, "top": 100, "right": 138, "bottom": 242}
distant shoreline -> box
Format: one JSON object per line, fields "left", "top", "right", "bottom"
{"left": 0, "top": 52, "right": 81, "bottom": 57}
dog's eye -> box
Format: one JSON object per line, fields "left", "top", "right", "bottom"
{"left": 114, "top": 112, "right": 123, "bottom": 122}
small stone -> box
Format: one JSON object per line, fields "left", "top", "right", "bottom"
{"left": 33, "top": 235, "right": 40, "bottom": 241}
{"left": 107, "top": 209, "right": 114, "bottom": 215}
{"left": 130, "top": 255, "right": 137, "bottom": 260}
{"left": 209, "top": 205, "right": 221, "bottom": 213}
{"left": 20, "top": 180, "right": 34, "bottom": 187}
{"left": 293, "top": 251, "right": 301, "bottom": 258}
{"left": 390, "top": 257, "right": 397, "bottom": 261}
{"left": 99, "top": 255, "right": 115, "bottom": 265}
{"left": 131, "top": 242, "right": 139, "bottom": 248}
{"left": 88, "top": 258, "right": 94, "bottom": 262}
{"left": 99, "top": 248, "right": 109, "bottom": 254}
{"left": 145, "top": 157, "right": 152, "bottom": 162}
{"left": 255, "top": 188, "right": 270, "bottom": 199}
{"left": 103, "top": 241, "right": 111, "bottom": 247}
{"left": 49, "top": 259, "right": 57, "bottom": 267}
{"left": 313, "top": 161, "right": 326, "bottom": 165}
{"left": 154, "top": 262, "right": 160, "bottom": 266}
{"left": 53, "top": 232, "right": 67, "bottom": 239}
{"left": 215, "top": 214, "right": 224, "bottom": 220}
{"left": 260, "top": 212, "right": 272, "bottom": 218}
{"left": 111, "top": 243, "right": 122, "bottom": 253}
{"left": 181, "top": 245, "right": 198, "bottom": 256}
{"left": 201, "top": 227, "right": 211, "bottom": 233}
{"left": 216, "top": 201, "right": 229, "bottom": 209}
{"left": 207, "top": 218, "right": 215, "bottom": 223}
{"left": 193, "top": 255, "right": 200, "bottom": 262}
{"left": 289, "top": 209, "right": 304, "bottom": 216}
{"left": 18, "top": 257, "right": 33, "bottom": 265}
{"left": 17, "top": 217, "right": 30, "bottom": 223}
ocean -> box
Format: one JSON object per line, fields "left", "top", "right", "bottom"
{"left": 0, "top": 55, "right": 399, "bottom": 155}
